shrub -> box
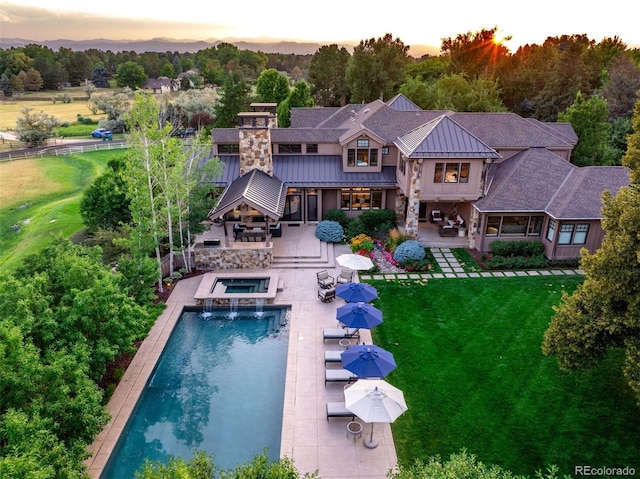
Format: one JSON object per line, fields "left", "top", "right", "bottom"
{"left": 350, "top": 233, "right": 374, "bottom": 253}
{"left": 393, "top": 240, "right": 426, "bottom": 263}
{"left": 359, "top": 209, "right": 396, "bottom": 233}
{"left": 344, "top": 218, "right": 367, "bottom": 241}
{"left": 315, "top": 220, "right": 344, "bottom": 243}
{"left": 490, "top": 240, "right": 545, "bottom": 257}
{"left": 485, "top": 254, "right": 548, "bottom": 270}
{"left": 385, "top": 228, "right": 407, "bottom": 254}
{"left": 402, "top": 258, "right": 432, "bottom": 272}
{"left": 323, "top": 209, "right": 348, "bottom": 228}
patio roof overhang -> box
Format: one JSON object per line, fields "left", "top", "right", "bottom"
{"left": 208, "top": 168, "right": 287, "bottom": 221}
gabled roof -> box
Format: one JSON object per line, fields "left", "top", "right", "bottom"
{"left": 394, "top": 115, "right": 500, "bottom": 159}
{"left": 386, "top": 94, "right": 421, "bottom": 111}
{"left": 474, "top": 148, "right": 630, "bottom": 219}
{"left": 208, "top": 168, "right": 287, "bottom": 220}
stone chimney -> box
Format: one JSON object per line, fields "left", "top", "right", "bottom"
{"left": 238, "top": 103, "right": 277, "bottom": 176}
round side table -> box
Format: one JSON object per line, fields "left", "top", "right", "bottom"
{"left": 339, "top": 338, "right": 351, "bottom": 350}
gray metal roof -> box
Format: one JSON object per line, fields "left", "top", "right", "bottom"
{"left": 386, "top": 94, "right": 421, "bottom": 111}
{"left": 204, "top": 154, "right": 397, "bottom": 188}
{"left": 208, "top": 168, "right": 287, "bottom": 220}
{"left": 394, "top": 115, "right": 500, "bottom": 159}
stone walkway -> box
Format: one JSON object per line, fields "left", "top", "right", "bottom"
{"left": 362, "top": 247, "right": 584, "bottom": 281}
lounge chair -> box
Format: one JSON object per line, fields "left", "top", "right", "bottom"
{"left": 336, "top": 268, "right": 354, "bottom": 284}
{"left": 326, "top": 401, "right": 355, "bottom": 421}
{"left": 325, "top": 368, "right": 357, "bottom": 385}
{"left": 323, "top": 327, "right": 360, "bottom": 343}
{"left": 324, "top": 350, "right": 343, "bottom": 364}
{"left": 317, "top": 270, "right": 335, "bottom": 289}
{"left": 430, "top": 210, "right": 443, "bottom": 223}
{"left": 318, "top": 287, "right": 336, "bottom": 302}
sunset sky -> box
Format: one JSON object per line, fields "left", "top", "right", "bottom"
{"left": 2, "top": 0, "right": 639, "bottom": 53}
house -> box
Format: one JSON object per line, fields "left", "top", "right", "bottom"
{"left": 206, "top": 97, "right": 630, "bottom": 260}
{"left": 142, "top": 76, "right": 179, "bottom": 94}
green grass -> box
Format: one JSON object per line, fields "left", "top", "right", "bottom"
{"left": 0, "top": 150, "right": 124, "bottom": 271}
{"left": 369, "top": 276, "right": 640, "bottom": 477}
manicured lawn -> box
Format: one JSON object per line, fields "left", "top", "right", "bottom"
{"left": 369, "top": 275, "right": 640, "bottom": 477}
{"left": 0, "top": 150, "right": 124, "bottom": 271}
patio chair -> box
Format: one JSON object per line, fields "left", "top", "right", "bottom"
{"left": 336, "top": 268, "right": 354, "bottom": 284}
{"left": 326, "top": 402, "right": 355, "bottom": 421}
{"left": 318, "top": 287, "right": 336, "bottom": 302}
{"left": 430, "top": 210, "right": 443, "bottom": 223}
{"left": 323, "top": 327, "right": 360, "bottom": 343}
{"left": 317, "top": 270, "right": 335, "bottom": 289}
{"left": 325, "top": 368, "right": 358, "bottom": 385}
{"left": 324, "top": 350, "right": 343, "bottom": 364}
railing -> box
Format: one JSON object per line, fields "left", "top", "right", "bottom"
{"left": 0, "top": 141, "right": 128, "bottom": 161}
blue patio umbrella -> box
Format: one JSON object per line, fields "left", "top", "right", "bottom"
{"left": 335, "top": 282, "right": 378, "bottom": 303}
{"left": 341, "top": 344, "right": 397, "bottom": 378}
{"left": 336, "top": 302, "right": 383, "bottom": 330}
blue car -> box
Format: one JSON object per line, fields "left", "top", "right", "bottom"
{"left": 91, "top": 128, "right": 112, "bottom": 138}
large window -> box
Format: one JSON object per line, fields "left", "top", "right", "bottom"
{"left": 347, "top": 138, "right": 379, "bottom": 167}
{"left": 434, "top": 162, "right": 470, "bottom": 183}
{"left": 485, "top": 215, "right": 546, "bottom": 237}
{"left": 546, "top": 219, "right": 557, "bottom": 242}
{"left": 341, "top": 188, "right": 382, "bottom": 210}
{"left": 558, "top": 223, "right": 590, "bottom": 245}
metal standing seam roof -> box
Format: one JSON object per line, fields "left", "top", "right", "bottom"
{"left": 208, "top": 168, "right": 287, "bottom": 220}
{"left": 394, "top": 115, "right": 500, "bottom": 159}
{"left": 204, "top": 154, "right": 397, "bottom": 188}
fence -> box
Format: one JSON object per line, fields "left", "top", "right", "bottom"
{"left": 0, "top": 141, "right": 128, "bottom": 161}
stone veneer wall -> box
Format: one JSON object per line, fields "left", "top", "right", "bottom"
{"left": 239, "top": 128, "right": 273, "bottom": 176}
{"left": 404, "top": 159, "right": 423, "bottom": 239}
{"left": 194, "top": 247, "right": 273, "bottom": 270}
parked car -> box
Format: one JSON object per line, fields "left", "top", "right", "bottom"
{"left": 91, "top": 128, "right": 112, "bottom": 138}
{"left": 171, "top": 128, "right": 196, "bottom": 138}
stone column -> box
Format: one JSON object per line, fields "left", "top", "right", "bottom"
{"left": 404, "top": 159, "right": 423, "bottom": 240}
{"left": 239, "top": 128, "right": 273, "bottom": 177}
{"left": 394, "top": 192, "right": 406, "bottom": 224}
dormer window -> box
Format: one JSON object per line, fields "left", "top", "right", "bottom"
{"left": 347, "top": 138, "right": 379, "bottom": 167}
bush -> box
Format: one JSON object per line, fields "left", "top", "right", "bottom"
{"left": 393, "top": 240, "right": 426, "bottom": 263}
{"left": 385, "top": 228, "right": 407, "bottom": 254}
{"left": 401, "top": 258, "right": 432, "bottom": 272}
{"left": 315, "top": 220, "right": 344, "bottom": 243}
{"left": 344, "top": 218, "right": 367, "bottom": 241}
{"left": 490, "top": 240, "right": 545, "bottom": 257}
{"left": 323, "top": 209, "right": 348, "bottom": 228}
{"left": 485, "top": 254, "right": 548, "bottom": 270}
{"left": 359, "top": 209, "right": 396, "bottom": 232}
{"left": 350, "top": 233, "right": 374, "bottom": 253}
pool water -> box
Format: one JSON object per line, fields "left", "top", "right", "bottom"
{"left": 214, "top": 278, "right": 270, "bottom": 293}
{"left": 101, "top": 306, "right": 289, "bottom": 478}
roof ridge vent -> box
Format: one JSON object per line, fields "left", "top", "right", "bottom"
{"left": 363, "top": 108, "right": 370, "bottom": 114}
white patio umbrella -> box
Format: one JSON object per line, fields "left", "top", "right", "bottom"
{"left": 344, "top": 379, "right": 408, "bottom": 448}
{"left": 336, "top": 253, "right": 374, "bottom": 271}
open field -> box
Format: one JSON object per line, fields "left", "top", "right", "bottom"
{"left": 0, "top": 150, "right": 125, "bottom": 271}
{"left": 0, "top": 99, "right": 105, "bottom": 130}
{"left": 370, "top": 276, "right": 640, "bottom": 477}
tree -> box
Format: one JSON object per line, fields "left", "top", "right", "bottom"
{"left": 441, "top": 27, "right": 511, "bottom": 79}
{"left": 558, "top": 92, "right": 611, "bottom": 166}
{"left": 80, "top": 156, "right": 132, "bottom": 233}
{"left": 600, "top": 53, "right": 640, "bottom": 120}
{"left": 542, "top": 97, "right": 640, "bottom": 403}
{"left": 277, "top": 80, "right": 314, "bottom": 127}
{"left": 116, "top": 60, "right": 147, "bottom": 89}
{"left": 309, "top": 44, "right": 351, "bottom": 106}
{"left": 19, "top": 67, "right": 44, "bottom": 91}
{"left": 346, "top": 33, "right": 411, "bottom": 103}
{"left": 213, "top": 79, "right": 253, "bottom": 128}
{"left": 91, "top": 64, "right": 111, "bottom": 88}
{"left": 15, "top": 106, "right": 60, "bottom": 147}
{"left": 255, "top": 68, "right": 290, "bottom": 104}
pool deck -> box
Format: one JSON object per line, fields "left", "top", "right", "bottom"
{"left": 86, "top": 225, "right": 399, "bottom": 478}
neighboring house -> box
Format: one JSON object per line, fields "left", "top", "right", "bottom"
{"left": 177, "top": 69, "right": 202, "bottom": 89}
{"left": 206, "top": 97, "right": 630, "bottom": 260}
{"left": 142, "top": 76, "right": 179, "bottom": 94}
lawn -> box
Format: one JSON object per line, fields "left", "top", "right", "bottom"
{"left": 369, "top": 276, "right": 640, "bottom": 477}
{"left": 0, "top": 150, "right": 124, "bottom": 271}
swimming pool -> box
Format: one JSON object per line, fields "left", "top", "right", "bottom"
{"left": 101, "top": 306, "right": 290, "bottom": 478}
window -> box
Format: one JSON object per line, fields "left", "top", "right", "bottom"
{"left": 382, "top": 146, "right": 389, "bottom": 156}
{"left": 486, "top": 215, "right": 545, "bottom": 237}
{"left": 528, "top": 216, "right": 544, "bottom": 236}
{"left": 399, "top": 156, "right": 406, "bottom": 174}
{"left": 278, "top": 143, "right": 302, "bottom": 153}
{"left": 340, "top": 188, "right": 382, "bottom": 210}
{"left": 558, "top": 223, "right": 590, "bottom": 245}
{"left": 306, "top": 143, "right": 318, "bottom": 154}
{"left": 434, "top": 162, "right": 470, "bottom": 183}
{"left": 500, "top": 216, "right": 528, "bottom": 236}
{"left": 485, "top": 216, "right": 500, "bottom": 236}
{"left": 347, "top": 138, "right": 378, "bottom": 167}
{"left": 546, "top": 219, "right": 557, "bottom": 242}
{"left": 218, "top": 144, "right": 239, "bottom": 153}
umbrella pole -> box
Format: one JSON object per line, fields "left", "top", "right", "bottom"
{"left": 364, "top": 422, "right": 378, "bottom": 449}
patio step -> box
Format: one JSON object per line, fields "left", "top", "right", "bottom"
{"left": 272, "top": 241, "right": 335, "bottom": 269}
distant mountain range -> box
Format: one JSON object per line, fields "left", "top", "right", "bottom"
{"left": 0, "top": 37, "right": 439, "bottom": 57}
